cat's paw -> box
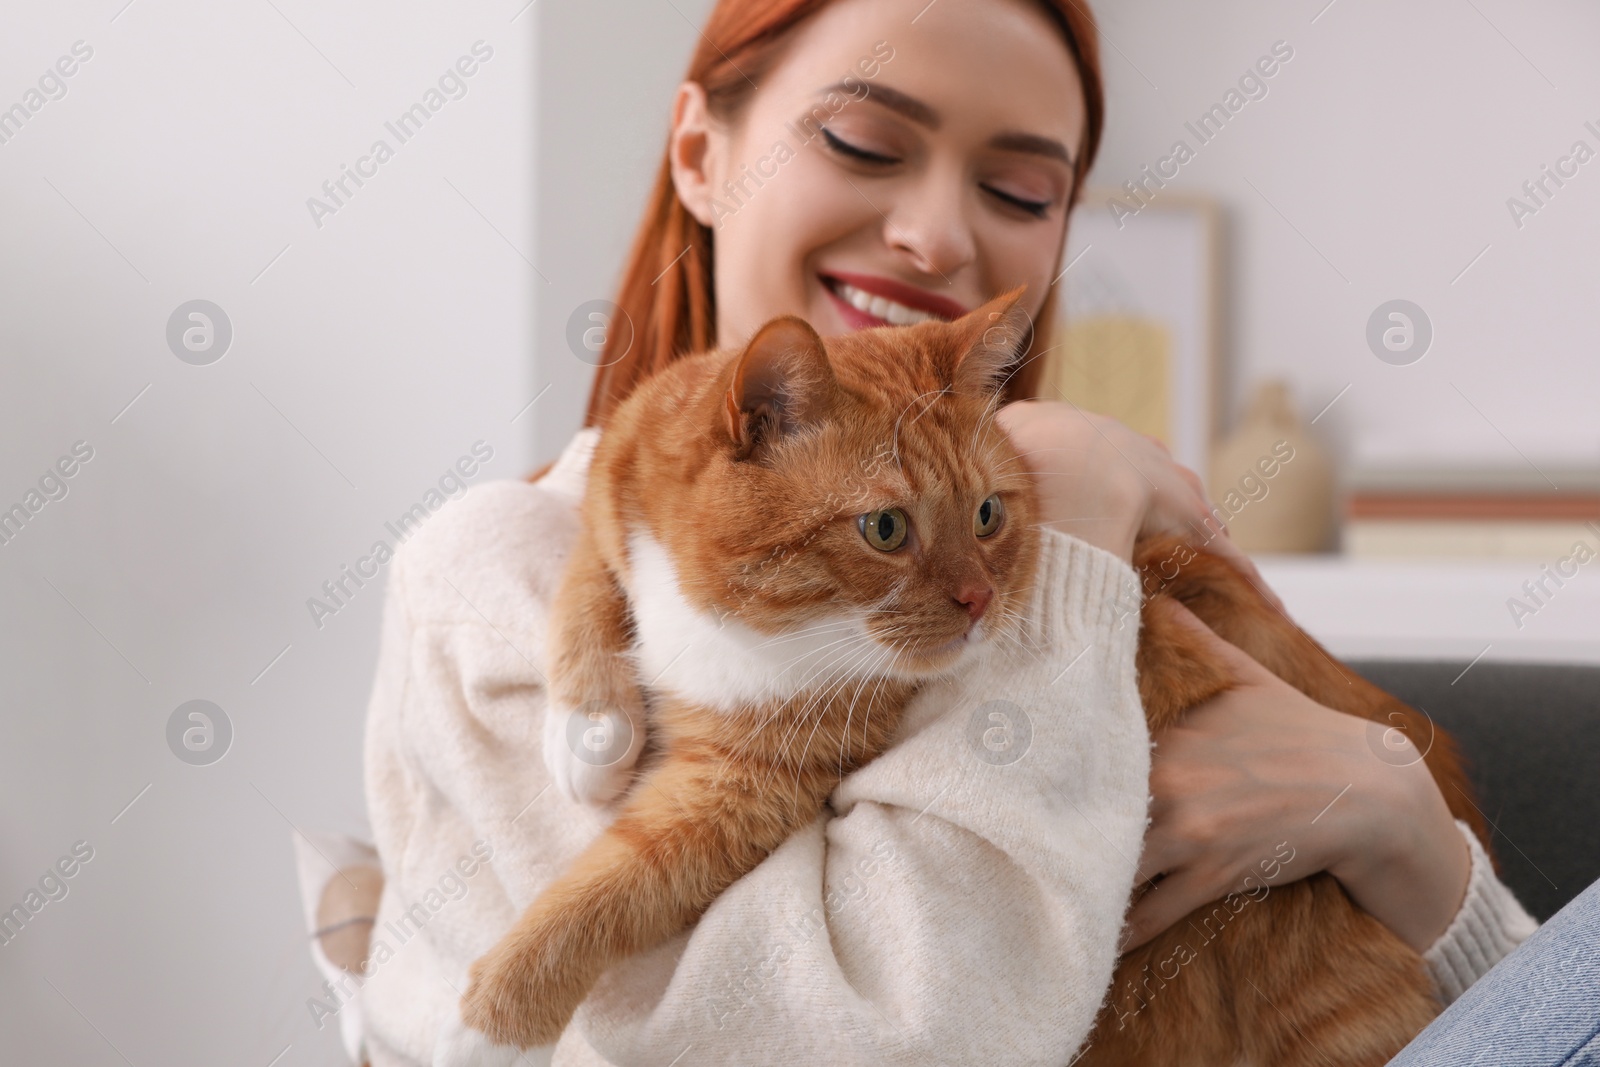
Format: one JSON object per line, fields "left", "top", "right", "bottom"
{"left": 454, "top": 931, "right": 591, "bottom": 1052}
{"left": 432, "top": 1011, "right": 547, "bottom": 1067}
{"left": 541, "top": 693, "right": 645, "bottom": 805}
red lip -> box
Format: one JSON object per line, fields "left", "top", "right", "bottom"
{"left": 820, "top": 271, "right": 973, "bottom": 322}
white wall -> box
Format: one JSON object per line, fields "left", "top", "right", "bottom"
{"left": 1085, "top": 0, "right": 1600, "bottom": 468}
{"left": 0, "top": 1, "right": 539, "bottom": 1062}
{"left": 532, "top": 0, "right": 717, "bottom": 460}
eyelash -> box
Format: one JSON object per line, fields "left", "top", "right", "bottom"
{"left": 819, "top": 128, "right": 1052, "bottom": 219}
{"left": 983, "top": 185, "right": 1051, "bottom": 218}
{"left": 820, "top": 126, "right": 896, "bottom": 165}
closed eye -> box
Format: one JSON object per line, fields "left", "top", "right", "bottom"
{"left": 982, "top": 184, "right": 1050, "bottom": 218}
{"left": 820, "top": 127, "right": 898, "bottom": 165}
{"left": 822, "top": 127, "right": 1052, "bottom": 218}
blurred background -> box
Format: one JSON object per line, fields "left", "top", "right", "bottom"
{"left": 1, "top": 0, "right": 1596, "bottom": 1063}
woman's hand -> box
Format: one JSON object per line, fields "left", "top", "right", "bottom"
{"left": 1121, "top": 602, "right": 1472, "bottom": 955}
{"left": 995, "top": 405, "right": 1470, "bottom": 954}
{"left": 994, "top": 401, "right": 1278, "bottom": 606}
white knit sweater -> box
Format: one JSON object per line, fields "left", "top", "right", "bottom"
{"left": 357, "top": 427, "right": 1536, "bottom": 1066}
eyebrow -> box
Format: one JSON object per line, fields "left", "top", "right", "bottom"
{"left": 815, "top": 81, "right": 1076, "bottom": 167}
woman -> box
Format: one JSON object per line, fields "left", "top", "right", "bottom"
{"left": 332, "top": 0, "right": 1538, "bottom": 1063}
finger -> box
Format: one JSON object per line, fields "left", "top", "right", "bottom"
{"left": 1141, "top": 432, "right": 1173, "bottom": 457}
{"left": 1153, "top": 598, "right": 1280, "bottom": 687}
{"left": 1246, "top": 562, "right": 1288, "bottom": 613}
{"left": 1192, "top": 532, "right": 1288, "bottom": 614}
{"left": 1120, "top": 867, "right": 1216, "bottom": 952}
{"left": 1131, "top": 829, "right": 1187, "bottom": 889}
{"left": 1193, "top": 522, "right": 1246, "bottom": 568}
{"left": 1231, "top": 552, "right": 1287, "bottom": 613}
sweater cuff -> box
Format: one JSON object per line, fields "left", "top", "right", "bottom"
{"left": 1423, "top": 819, "right": 1541, "bottom": 1003}
{"left": 1023, "top": 527, "right": 1144, "bottom": 650}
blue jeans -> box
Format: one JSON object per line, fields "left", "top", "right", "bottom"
{"left": 1388, "top": 878, "right": 1600, "bottom": 1065}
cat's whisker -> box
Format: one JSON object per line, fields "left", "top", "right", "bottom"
{"left": 967, "top": 402, "right": 1010, "bottom": 466}
{"left": 762, "top": 644, "right": 881, "bottom": 795}
{"left": 768, "top": 632, "right": 880, "bottom": 691}
{"left": 758, "top": 627, "right": 870, "bottom": 676}
{"left": 813, "top": 641, "right": 895, "bottom": 796}
{"left": 839, "top": 640, "right": 899, "bottom": 782}
{"left": 740, "top": 619, "right": 862, "bottom": 655}
{"left": 717, "top": 635, "right": 874, "bottom": 768}
{"left": 855, "top": 632, "right": 915, "bottom": 767}
{"left": 997, "top": 335, "right": 1061, "bottom": 397}
{"left": 819, "top": 633, "right": 896, "bottom": 777}
{"left": 986, "top": 612, "right": 1032, "bottom": 659}
{"left": 779, "top": 637, "right": 880, "bottom": 734}
{"left": 790, "top": 656, "right": 876, "bottom": 800}
{"left": 721, "top": 648, "right": 862, "bottom": 771}
{"left": 724, "top": 632, "right": 882, "bottom": 781}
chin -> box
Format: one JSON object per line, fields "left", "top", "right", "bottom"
{"left": 888, "top": 631, "right": 984, "bottom": 679}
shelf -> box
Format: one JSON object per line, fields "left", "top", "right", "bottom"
{"left": 1253, "top": 554, "right": 1600, "bottom": 665}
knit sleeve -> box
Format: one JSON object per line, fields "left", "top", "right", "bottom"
{"left": 1422, "top": 819, "right": 1541, "bottom": 1004}
{"left": 360, "top": 429, "right": 614, "bottom": 1064}
{"left": 562, "top": 528, "right": 1152, "bottom": 1067}
{"left": 359, "top": 426, "right": 1151, "bottom": 1067}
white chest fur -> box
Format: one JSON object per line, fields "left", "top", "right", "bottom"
{"left": 622, "top": 528, "right": 889, "bottom": 713}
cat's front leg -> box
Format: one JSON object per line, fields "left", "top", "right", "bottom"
{"left": 542, "top": 535, "right": 646, "bottom": 805}
{"left": 454, "top": 891, "right": 607, "bottom": 1051}
{"left": 452, "top": 740, "right": 801, "bottom": 1053}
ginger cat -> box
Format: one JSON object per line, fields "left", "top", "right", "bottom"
{"left": 442, "top": 285, "right": 1493, "bottom": 1065}
{"left": 445, "top": 289, "right": 1045, "bottom": 1056}
{"left": 1076, "top": 539, "right": 1493, "bottom": 1066}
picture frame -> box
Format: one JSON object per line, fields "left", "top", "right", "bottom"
{"left": 1042, "top": 190, "right": 1223, "bottom": 476}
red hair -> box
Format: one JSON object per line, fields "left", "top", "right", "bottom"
{"left": 577, "top": 0, "right": 1103, "bottom": 437}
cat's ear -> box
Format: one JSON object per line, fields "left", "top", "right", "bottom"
{"left": 947, "top": 285, "right": 1032, "bottom": 399}
{"left": 723, "top": 315, "right": 837, "bottom": 460}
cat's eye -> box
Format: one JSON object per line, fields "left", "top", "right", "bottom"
{"left": 859, "top": 508, "right": 909, "bottom": 552}
{"left": 974, "top": 494, "right": 1004, "bottom": 537}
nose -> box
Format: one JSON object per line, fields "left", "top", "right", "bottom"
{"left": 954, "top": 583, "right": 993, "bottom": 623}
{"left": 883, "top": 165, "right": 977, "bottom": 280}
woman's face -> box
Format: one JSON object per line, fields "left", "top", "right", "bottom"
{"left": 669, "top": 0, "right": 1086, "bottom": 345}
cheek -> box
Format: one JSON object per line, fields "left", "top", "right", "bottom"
{"left": 713, "top": 201, "right": 814, "bottom": 336}
{"left": 980, "top": 222, "right": 1065, "bottom": 313}
{"left": 712, "top": 145, "right": 880, "bottom": 337}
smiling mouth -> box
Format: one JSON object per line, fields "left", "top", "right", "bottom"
{"left": 820, "top": 272, "right": 971, "bottom": 328}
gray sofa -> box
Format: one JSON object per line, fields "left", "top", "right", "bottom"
{"left": 1351, "top": 660, "right": 1600, "bottom": 922}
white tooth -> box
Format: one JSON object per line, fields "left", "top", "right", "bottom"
{"left": 833, "top": 281, "right": 937, "bottom": 325}
{"left": 893, "top": 302, "right": 929, "bottom": 325}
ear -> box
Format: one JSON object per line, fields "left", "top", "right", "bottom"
{"left": 946, "top": 285, "right": 1033, "bottom": 399}
{"left": 668, "top": 81, "right": 720, "bottom": 228}
{"left": 723, "top": 316, "right": 837, "bottom": 460}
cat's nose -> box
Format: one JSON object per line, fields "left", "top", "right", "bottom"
{"left": 954, "top": 583, "right": 993, "bottom": 623}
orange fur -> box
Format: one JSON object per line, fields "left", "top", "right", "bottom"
{"left": 1078, "top": 539, "right": 1493, "bottom": 1066}
{"left": 458, "top": 291, "right": 1044, "bottom": 1047}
